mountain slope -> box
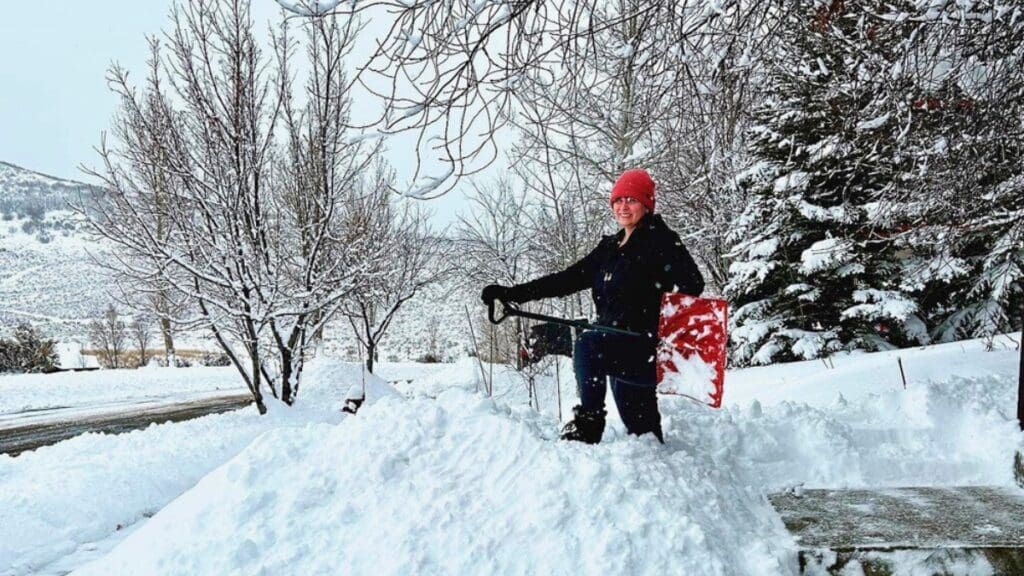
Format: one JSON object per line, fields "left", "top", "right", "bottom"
{"left": 0, "top": 161, "right": 101, "bottom": 215}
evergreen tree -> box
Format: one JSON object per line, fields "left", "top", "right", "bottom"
{"left": 725, "top": 1, "right": 924, "bottom": 366}
{"left": 894, "top": 3, "right": 1024, "bottom": 341}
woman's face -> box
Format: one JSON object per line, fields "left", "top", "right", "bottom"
{"left": 612, "top": 197, "right": 648, "bottom": 229}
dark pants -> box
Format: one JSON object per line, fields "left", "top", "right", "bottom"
{"left": 573, "top": 330, "right": 662, "bottom": 436}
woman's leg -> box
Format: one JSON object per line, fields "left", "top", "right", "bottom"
{"left": 610, "top": 378, "right": 663, "bottom": 441}
{"left": 604, "top": 333, "right": 663, "bottom": 442}
{"left": 572, "top": 331, "right": 608, "bottom": 411}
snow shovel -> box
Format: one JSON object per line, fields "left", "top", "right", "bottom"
{"left": 488, "top": 295, "right": 727, "bottom": 408}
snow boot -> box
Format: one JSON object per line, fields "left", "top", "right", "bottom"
{"left": 560, "top": 405, "right": 606, "bottom": 444}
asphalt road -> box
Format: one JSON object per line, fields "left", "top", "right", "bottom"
{"left": 0, "top": 393, "right": 254, "bottom": 457}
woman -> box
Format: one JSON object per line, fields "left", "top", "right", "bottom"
{"left": 481, "top": 169, "right": 704, "bottom": 444}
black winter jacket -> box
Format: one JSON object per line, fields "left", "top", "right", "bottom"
{"left": 508, "top": 213, "right": 704, "bottom": 338}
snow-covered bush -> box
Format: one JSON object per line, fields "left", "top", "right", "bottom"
{"left": 0, "top": 323, "right": 58, "bottom": 374}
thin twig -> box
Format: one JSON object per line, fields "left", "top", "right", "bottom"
{"left": 463, "top": 304, "right": 489, "bottom": 396}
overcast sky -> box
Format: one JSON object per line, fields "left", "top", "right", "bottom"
{"left": 0, "top": 1, "right": 472, "bottom": 225}
{"left": 0, "top": 1, "right": 171, "bottom": 180}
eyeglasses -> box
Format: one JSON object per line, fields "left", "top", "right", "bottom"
{"left": 612, "top": 197, "right": 641, "bottom": 206}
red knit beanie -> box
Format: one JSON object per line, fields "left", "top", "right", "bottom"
{"left": 609, "top": 169, "right": 656, "bottom": 212}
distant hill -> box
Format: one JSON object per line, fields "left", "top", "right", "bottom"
{"left": 0, "top": 216, "right": 114, "bottom": 341}
{"left": 0, "top": 161, "right": 103, "bottom": 217}
{"left": 0, "top": 161, "right": 471, "bottom": 360}
{"left": 0, "top": 161, "right": 114, "bottom": 340}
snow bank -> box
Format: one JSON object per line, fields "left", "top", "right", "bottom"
{"left": 75, "top": 390, "right": 796, "bottom": 576}
{"left": 0, "top": 409, "right": 273, "bottom": 576}
{"left": 70, "top": 335, "right": 1024, "bottom": 575}
{"left": 3, "top": 336, "right": 1022, "bottom": 575}
{"left": 0, "top": 359, "right": 394, "bottom": 576}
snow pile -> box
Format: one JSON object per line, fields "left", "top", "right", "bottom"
{"left": 71, "top": 336, "right": 1024, "bottom": 575}
{"left": 75, "top": 390, "right": 795, "bottom": 575}
{"left": 1, "top": 336, "right": 1021, "bottom": 575}
{"left": 721, "top": 336, "right": 1024, "bottom": 489}
{"left": 0, "top": 409, "right": 275, "bottom": 576}
{"left": 0, "top": 359, "right": 395, "bottom": 576}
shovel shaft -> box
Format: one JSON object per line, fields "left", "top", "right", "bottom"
{"left": 487, "top": 300, "right": 646, "bottom": 339}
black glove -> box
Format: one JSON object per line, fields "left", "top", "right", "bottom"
{"left": 481, "top": 284, "right": 512, "bottom": 306}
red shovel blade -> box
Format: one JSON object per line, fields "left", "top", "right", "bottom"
{"left": 656, "top": 294, "right": 727, "bottom": 408}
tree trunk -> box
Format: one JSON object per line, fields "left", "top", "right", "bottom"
{"left": 366, "top": 342, "right": 375, "bottom": 373}
{"left": 160, "top": 316, "right": 175, "bottom": 367}
{"left": 250, "top": 353, "right": 267, "bottom": 415}
{"left": 281, "top": 348, "right": 294, "bottom": 406}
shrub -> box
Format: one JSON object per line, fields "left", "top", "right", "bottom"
{"left": 198, "top": 351, "right": 231, "bottom": 367}
{"left": 88, "top": 305, "right": 127, "bottom": 368}
{"left": 0, "top": 323, "right": 59, "bottom": 373}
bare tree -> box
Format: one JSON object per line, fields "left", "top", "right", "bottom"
{"left": 343, "top": 162, "right": 452, "bottom": 373}
{"left": 455, "top": 179, "right": 537, "bottom": 364}
{"left": 505, "top": 0, "right": 784, "bottom": 291}
{"left": 276, "top": 0, "right": 781, "bottom": 200}
{"left": 89, "top": 305, "right": 128, "bottom": 369}
{"left": 84, "top": 39, "right": 189, "bottom": 369}
{"left": 130, "top": 317, "right": 153, "bottom": 367}
{"left": 456, "top": 178, "right": 534, "bottom": 288}
{"left": 273, "top": 1, "right": 784, "bottom": 291}
{"left": 79, "top": 0, "right": 380, "bottom": 413}
{"left": 510, "top": 146, "right": 608, "bottom": 320}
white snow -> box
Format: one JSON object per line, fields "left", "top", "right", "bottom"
{"left": 797, "top": 200, "right": 854, "bottom": 224}
{"left": 274, "top": 0, "right": 345, "bottom": 17}
{"left": 657, "top": 346, "right": 718, "bottom": 400}
{"left": 772, "top": 171, "right": 810, "bottom": 193}
{"left": 748, "top": 237, "right": 780, "bottom": 259}
{"left": 0, "top": 335, "right": 1021, "bottom": 575}
{"left": 0, "top": 366, "right": 245, "bottom": 415}
{"left": 402, "top": 165, "right": 455, "bottom": 199}
{"left": 855, "top": 112, "right": 891, "bottom": 132}
{"left": 841, "top": 289, "right": 918, "bottom": 322}
{"left": 728, "top": 259, "right": 776, "bottom": 285}
{"left": 54, "top": 341, "right": 99, "bottom": 370}
{"left": 800, "top": 237, "right": 854, "bottom": 274}
{"left": 1, "top": 360, "right": 397, "bottom": 576}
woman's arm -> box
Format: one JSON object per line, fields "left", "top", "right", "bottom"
{"left": 508, "top": 240, "right": 605, "bottom": 303}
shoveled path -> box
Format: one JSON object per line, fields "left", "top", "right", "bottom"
{"left": 771, "top": 486, "right": 1024, "bottom": 574}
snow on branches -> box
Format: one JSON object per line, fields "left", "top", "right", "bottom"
{"left": 726, "top": 0, "right": 1024, "bottom": 366}
{"left": 78, "top": 1, "right": 391, "bottom": 413}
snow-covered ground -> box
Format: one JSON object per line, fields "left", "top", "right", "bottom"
{"left": 0, "top": 362, "right": 450, "bottom": 417}
{"left": 0, "top": 366, "right": 244, "bottom": 417}
{"left": 1, "top": 334, "right": 1021, "bottom": 575}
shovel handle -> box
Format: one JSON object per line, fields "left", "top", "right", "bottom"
{"left": 487, "top": 300, "right": 646, "bottom": 339}
{"left": 488, "top": 299, "right": 511, "bottom": 324}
